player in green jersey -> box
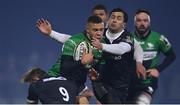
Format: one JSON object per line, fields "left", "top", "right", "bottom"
{"left": 36, "top": 5, "right": 108, "bottom": 104}
{"left": 127, "top": 9, "right": 176, "bottom": 104}
{"left": 59, "top": 16, "right": 104, "bottom": 104}
{"left": 36, "top": 6, "right": 145, "bottom": 104}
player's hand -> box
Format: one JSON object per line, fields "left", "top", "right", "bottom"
{"left": 81, "top": 48, "right": 94, "bottom": 65}
{"left": 36, "top": 18, "right": 52, "bottom": 35}
{"left": 91, "top": 37, "right": 102, "bottom": 50}
{"left": 88, "top": 68, "right": 99, "bottom": 81}
{"left": 147, "top": 69, "right": 160, "bottom": 78}
{"left": 136, "top": 62, "right": 146, "bottom": 80}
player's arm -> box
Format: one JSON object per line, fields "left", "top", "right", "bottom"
{"left": 156, "top": 35, "right": 176, "bottom": 72}
{"left": 61, "top": 40, "right": 84, "bottom": 71}
{"left": 92, "top": 36, "right": 146, "bottom": 79}
{"left": 91, "top": 37, "right": 132, "bottom": 55}
{"left": 27, "top": 84, "right": 38, "bottom": 104}
{"left": 147, "top": 35, "right": 176, "bottom": 78}
{"left": 61, "top": 39, "right": 93, "bottom": 72}
{"left": 134, "top": 40, "right": 143, "bottom": 63}
{"left": 134, "top": 40, "right": 146, "bottom": 79}
{"left": 156, "top": 48, "right": 176, "bottom": 73}
{"left": 36, "top": 18, "right": 71, "bottom": 43}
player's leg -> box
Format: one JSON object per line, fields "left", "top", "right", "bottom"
{"left": 129, "top": 86, "right": 155, "bottom": 105}
{"left": 134, "top": 91, "right": 152, "bottom": 105}
{"left": 77, "top": 85, "right": 91, "bottom": 104}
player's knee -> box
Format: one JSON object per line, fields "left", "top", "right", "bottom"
{"left": 135, "top": 92, "right": 152, "bottom": 105}
{"left": 78, "top": 96, "right": 89, "bottom": 104}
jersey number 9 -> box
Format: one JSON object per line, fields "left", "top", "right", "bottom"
{"left": 59, "top": 87, "right": 69, "bottom": 102}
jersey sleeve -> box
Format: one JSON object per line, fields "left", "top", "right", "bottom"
{"left": 158, "top": 35, "right": 172, "bottom": 54}
{"left": 101, "top": 35, "right": 134, "bottom": 55}
{"left": 62, "top": 38, "right": 76, "bottom": 56}
{"left": 156, "top": 35, "right": 176, "bottom": 72}
{"left": 134, "top": 39, "right": 143, "bottom": 63}
{"left": 50, "top": 30, "right": 71, "bottom": 43}
{"left": 48, "top": 36, "right": 78, "bottom": 77}
{"left": 27, "top": 84, "right": 38, "bottom": 104}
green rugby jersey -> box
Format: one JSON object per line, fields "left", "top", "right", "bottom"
{"left": 62, "top": 33, "right": 102, "bottom": 62}
{"left": 48, "top": 32, "right": 103, "bottom": 77}
{"left": 47, "top": 57, "right": 61, "bottom": 77}
{"left": 132, "top": 31, "right": 172, "bottom": 85}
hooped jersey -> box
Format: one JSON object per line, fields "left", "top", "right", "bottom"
{"left": 47, "top": 33, "right": 104, "bottom": 77}
{"left": 62, "top": 33, "right": 102, "bottom": 63}
{"left": 60, "top": 32, "right": 103, "bottom": 86}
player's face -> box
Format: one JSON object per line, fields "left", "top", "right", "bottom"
{"left": 135, "top": 12, "right": 150, "bottom": 35}
{"left": 86, "top": 22, "right": 104, "bottom": 40}
{"left": 108, "top": 12, "right": 126, "bottom": 33}
{"left": 92, "top": 10, "right": 108, "bottom": 23}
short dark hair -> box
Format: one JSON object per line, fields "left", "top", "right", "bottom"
{"left": 21, "top": 67, "right": 47, "bottom": 83}
{"left": 92, "top": 4, "right": 108, "bottom": 14}
{"left": 87, "top": 15, "right": 103, "bottom": 24}
{"left": 110, "top": 8, "right": 128, "bottom": 23}
{"left": 135, "top": 9, "right": 151, "bottom": 16}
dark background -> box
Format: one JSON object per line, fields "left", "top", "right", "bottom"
{"left": 0, "top": 0, "right": 179, "bottom": 103}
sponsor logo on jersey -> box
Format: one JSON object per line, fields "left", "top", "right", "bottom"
{"left": 143, "top": 51, "right": 157, "bottom": 61}
{"left": 146, "top": 42, "right": 155, "bottom": 50}
{"left": 114, "top": 55, "right": 122, "bottom": 60}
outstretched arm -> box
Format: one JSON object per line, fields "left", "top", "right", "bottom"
{"left": 36, "top": 18, "right": 71, "bottom": 43}
{"left": 91, "top": 37, "right": 131, "bottom": 55}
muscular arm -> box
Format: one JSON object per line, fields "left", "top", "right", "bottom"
{"left": 156, "top": 35, "right": 176, "bottom": 72}
{"left": 36, "top": 18, "right": 71, "bottom": 43}
{"left": 156, "top": 48, "right": 176, "bottom": 72}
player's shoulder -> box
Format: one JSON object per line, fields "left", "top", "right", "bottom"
{"left": 69, "top": 33, "right": 85, "bottom": 40}
{"left": 151, "top": 31, "right": 169, "bottom": 42}
{"left": 150, "top": 31, "right": 162, "bottom": 37}
{"left": 121, "top": 30, "right": 134, "bottom": 44}
{"left": 65, "top": 32, "right": 85, "bottom": 44}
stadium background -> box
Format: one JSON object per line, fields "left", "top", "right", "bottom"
{"left": 0, "top": 0, "right": 179, "bottom": 103}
